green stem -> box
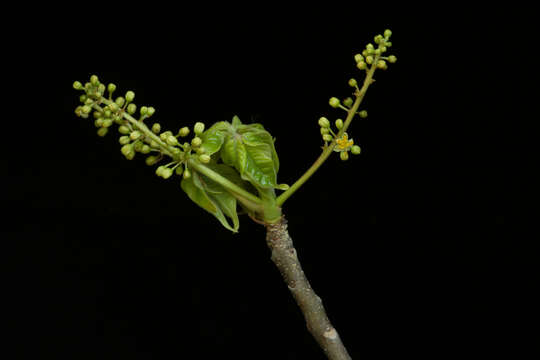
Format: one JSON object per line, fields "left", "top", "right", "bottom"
{"left": 276, "top": 56, "right": 380, "bottom": 207}
{"left": 187, "top": 158, "right": 263, "bottom": 212}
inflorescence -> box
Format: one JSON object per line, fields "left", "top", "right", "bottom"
{"left": 73, "top": 75, "right": 209, "bottom": 181}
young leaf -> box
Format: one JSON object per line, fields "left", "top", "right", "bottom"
{"left": 181, "top": 172, "right": 239, "bottom": 232}
{"left": 200, "top": 121, "right": 228, "bottom": 156}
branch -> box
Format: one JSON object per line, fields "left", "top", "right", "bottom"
{"left": 265, "top": 217, "right": 351, "bottom": 360}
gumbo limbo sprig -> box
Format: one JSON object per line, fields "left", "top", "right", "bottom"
{"left": 73, "top": 29, "right": 396, "bottom": 232}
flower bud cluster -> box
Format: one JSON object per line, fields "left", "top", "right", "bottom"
{"left": 354, "top": 29, "right": 396, "bottom": 72}
{"left": 318, "top": 116, "right": 362, "bottom": 161}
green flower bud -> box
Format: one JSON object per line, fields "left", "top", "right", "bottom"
{"left": 196, "top": 147, "right": 206, "bottom": 155}
{"left": 104, "top": 109, "right": 112, "bottom": 118}
{"left": 172, "top": 148, "right": 182, "bottom": 155}
{"left": 125, "top": 91, "right": 135, "bottom": 103}
{"left": 178, "top": 127, "right": 190, "bottom": 137}
{"left": 84, "top": 98, "right": 94, "bottom": 105}
{"left": 351, "top": 145, "right": 361, "bottom": 155}
{"left": 329, "top": 97, "right": 340, "bottom": 108}
{"left": 156, "top": 166, "right": 164, "bottom": 177}
{"left": 102, "top": 119, "right": 113, "bottom": 128}
{"left": 366, "top": 43, "right": 375, "bottom": 53}
{"left": 357, "top": 61, "right": 367, "bottom": 70}
{"left": 127, "top": 103, "right": 137, "bottom": 115}
{"left": 98, "top": 83, "right": 106, "bottom": 95}
{"left": 322, "top": 134, "right": 333, "bottom": 142}
{"left": 374, "top": 48, "right": 382, "bottom": 55}
{"left": 374, "top": 34, "right": 384, "bottom": 44}
{"left": 119, "top": 125, "right": 130, "bottom": 134}
{"left": 73, "top": 81, "right": 83, "bottom": 90}
{"left": 115, "top": 97, "right": 125, "bottom": 107}
{"left": 194, "top": 122, "right": 205, "bottom": 135}
{"left": 119, "top": 136, "right": 131, "bottom": 145}
{"left": 354, "top": 53, "right": 364, "bottom": 63}
{"left": 175, "top": 166, "right": 184, "bottom": 176}
{"left": 362, "top": 49, "right": 368, "bottom": 57}
{"left": 320, "top": 127, "right": 329, "bottom": 135}
{"left": 379, "top": 46, "right": 387, "bottom": 53}
{"left": 359, "top": 110, "right": 368, "bottom": 118}
{"left": 388, "top": 55, "right": 397, "bottom": 63}
{"left": 146, "top": 155, "right": 159, "bottom": 166}
{"left": 141, "top": 145, "right": 151, "bottom": 154}
{"left": 140, "top": 106, "right": 148, "bottom": 116}
{"left": 90, "top": 75, "right": 99, "bottom": 86}
{"left": 343, "top": 97, "right": 353, "bottom": 108}
{"left": 125, "top": 151, "right": 135, "bottom": 160}
{"left": 108, "top": 103, "right": 119, "bottom": 112}
{"left": 150, "top": 140, "right": 160, "bottom": 148}
{"left": 166, "top": 135, "right": 179, "bottom": 146}
{"left": 318, "top": 117, "right": 330, "bottom": 128}
{"left": 79, "top": 94, "right": 87, "bottom": 103}
{"left": 133, "top": 141, "right": 143, "bottom": 152}
{"left": 191, "top": 136, "right": 202, "bottom": 147}
{"left": 348, "top": 78, "right": 357, "bottom": 87}
{"left": 74, "top": 106, "right": 83, "bottom": 117}
{"left": 340, "top": 151, "right": 349, "bottom": 161}
{"left": 130, "top": 131, "right": 141, "bottom": 141}
{"left": 199, "top": 154, "right": 211, "bottom": 163}
{"left": 97, "top": 128, "right": 108, "bottom": 137}
{"left": 183, "top": 168, "right": 191, "bottom": 179}
{"left": 377, "top": 60, "right": 387, "bottom": 70}
{"left": 146, "top": 107, "right": 155, "bottom": 117}
{"left": 335, "top": 119, "right": 343, "bottom": 129}
{"left": 384, "top": 29, "right": 392, "bottom": 38}
{"left": 107, "top": 83, "right": 116, "bottom": 94}
{"left": 162, "top": 168, "right": 173, "bottom": 179}
{"left": 81, "top": 105, "right": 92, "bottom": 114}
{"left": 366, "top": 56, "right": 374, "bottom": 65}
{"left": 151, "top": 123, "right": 161, "bottom": 134}
{"left": 121, "top": 144, "right": 133, "bottom": 156}
{"left": 94, "top": 118, "right": 104, "bottom": 128}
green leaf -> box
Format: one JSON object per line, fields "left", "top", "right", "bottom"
{"left": 200, "top": 121, "right": 228, "bottom": 156}
{"left": 181, "top": 172, "right": 240, "bottom": 232}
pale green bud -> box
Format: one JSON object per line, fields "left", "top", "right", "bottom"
{"left": 146, "top": 107, "right": 155, "bottom": 117}
{"left": 320, "top": 127, "right": 329, "bottom": 135}
{"left": 354, "top": 54, "right": 363, "bottom": 63}
{"left": 329, "top": 97, "right": 340, "bottom": 108}
{"left": 129, "top": 130, "right": 141, "bottom": 140}
{"left": 178, "top": 127, "right": 190, "bottom": 137}
{"left": 133, "top": 141, "right": 143, "bottom": 152}
{"left": 102, "top": 119, "right": 113, "bottom": 128}
{"left": 348, "top": 78, "right": 357, "bottom": 87}
{"left": 374, "top": 34, "right": 384, "bottom": 44}
{"left": 73, "top": 81, "right": 83, "bottom": 90}
{"left": 175, "top": 166, "right": 184, "bottom": 176}
{"left": 191, "top": 136, "right": 202, "bottom": 147}
{"left": 119, "top": 125, "right": 130, "bottom": 134}
{"left": 162, "top": 168, "right": 173, "bottom": 179}
{"left": 150, "top": 123, "right": 160, "bottom": 134}
{"left": 196, "top": 147, "right": 206, "bottom": 155}
{"left": 183, "top": 168, "right": 191, "bottom": 179}
{"left": 335, "top": 119, "right": 343, "bottom": 129}
{"left": 199, "top": 154, "right": 211, "bottom": 163}
{"left": 108, "top": 103, "right": 119, "bottom": 112}
{"left": 384, "top": 29, "right": 392, "bottom": 38}
{"left": 125, "top": 91, "right": 135, "bottom": 103}
{"left": 81, "top": 105, "right": 92, "bottom": 114}
{"left": 119, "top": 136, "right": 131, "bottom": 145}
{"left": 141, "top": 145, "right": 151, "bottom": 154}
{"left": 359, "top": 110, "right": 368, "bottom": 118}
{"left": 166, "top": 135, "right": 179, "bottom": 146}
{"left": 343, "top": 97, "right": 353, "bottom": 108}
{"left": 194, "top": 122, "right": 205, "bottom": 135}
{"left": 366, "top": 56, "right": 374, "bottom": 65}
{"left": 377, "top": 60, "right": 387, "bottom": 70}
{"left": 366, "top": 43, "right": 375, "bottom": 53}
{"left": 90, "top": 75, "right": 99, "bottom": 86}
{"left": 146, "top": 155, "right": 159, "bottom": 166}
{"left": 98, "top": 83, "right": 106, "bottom": 95}
{"left": 107, "top": 83, "right": 116, "bottom": 94}
{"left": 318, "top": 117, "right": 330, "bottom": 128}
{"left": 97, "top": 128, "right": 108, "bottom": 137}
{"left": 340, "top": 151, "right": 349, "bottom": 161}
{"left": 115, "top": 97, "right": 125, "bottom": 107}
{"left": 94, "top": 118, "right": 104, "bottom": 128}
{"left": 388, "top": 55, "right": 397, "bottom": 63}
{"left": 357, "top": 61, "right": 367, "bottom": 70}
{"left": 351, "top": 145, "right": 361, "bottom": 155}
{"left": 156, "top": 166, "right": 164, "bottom": 177}
{"left": 322, "top": 134, "right": 333, "bottom": 142}
{"left": 121, "top": 144, "right": 133, "bottom": 156}
{"left": 140, "top": 106, "right": 148, "bottom": 116}
{"left": 127, "top": 103, "right": 137, "bottom": 115}
{"left": 125, "top": 151, "right": 135, "bottom": 160}
{"left": 79, "top": 94, "right": 87, "bottom": 103}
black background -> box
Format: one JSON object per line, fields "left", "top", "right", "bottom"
{"left": 5, "top": 4, "right": 537, "bottom": 359}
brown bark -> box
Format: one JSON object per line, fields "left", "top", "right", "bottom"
{"left": 265, "top": 216, "right": 352, "bottom": 360}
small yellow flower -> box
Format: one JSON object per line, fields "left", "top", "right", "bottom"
{"left": 334, "top": 133, "right": 354, "bottom": 152}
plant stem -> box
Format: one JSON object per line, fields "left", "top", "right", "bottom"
{"left": 276, "top": 56, "right": 380, "bottom": 207}
{"left": 266, "top": 217, "right": 351, "bottom": 360}
{"left": 187, "top": 158, "right": 263, "bottom": 211}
